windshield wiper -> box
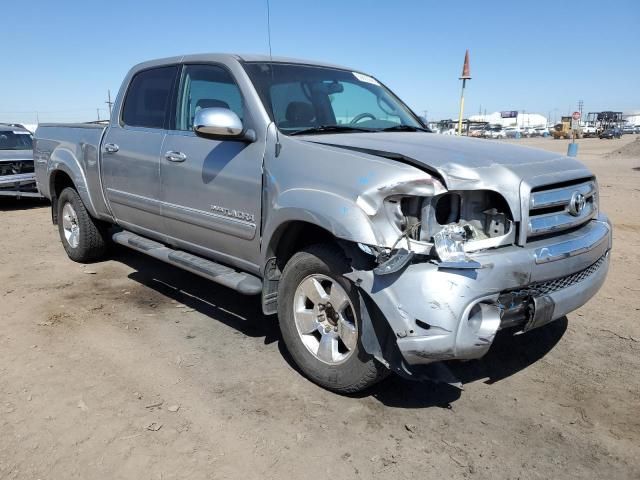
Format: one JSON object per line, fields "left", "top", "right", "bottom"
{"left": 380, "top": 124, "right": 430, "bottom": 132}
{"left": 289, "top": 125, "right": 376, "bottom": 136}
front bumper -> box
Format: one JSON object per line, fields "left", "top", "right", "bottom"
{"left": 349, "top": 214, "right": 612, "bottom": 366}
{"left": 0, "top": 172, "right": 40, "bottom": 197}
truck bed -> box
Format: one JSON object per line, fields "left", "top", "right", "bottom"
{"left": 34, "top": 123, "right": 108, "bottom": 209}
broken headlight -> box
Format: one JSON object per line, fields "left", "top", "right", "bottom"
{"left": 433, "top": 224, "right": 473, "bottom": 262}
{"left": 387, "top": 190, "right": 514, "bottom": 254}
{"left": 419, "top": 191, "right": 512, "bottom": 242}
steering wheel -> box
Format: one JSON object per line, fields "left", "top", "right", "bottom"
{"left": 350, "top": 113, "right": 377, "bottom": 124}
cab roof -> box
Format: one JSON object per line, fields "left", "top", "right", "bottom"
{"left": 131, "top": 53, "right": 357, "bottom": 74}
{"left": 0, "top": 123, "right": 30, "bottom": 132}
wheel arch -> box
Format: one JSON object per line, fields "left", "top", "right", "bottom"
{"left": 267, "top": 220, "right": 337, "bottom": 272}
{"left": 49, "top": 169, "right": 76, "bottom": 224}
{"left": 261, "top": 218, "right": 368, "bottom": 317}
{"left": 47, "top": 145, "right": 100, "bottom": 222}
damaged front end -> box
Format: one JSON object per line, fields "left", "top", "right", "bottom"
{"left": 343, "top": 173, "right": 611, "bottom": 385}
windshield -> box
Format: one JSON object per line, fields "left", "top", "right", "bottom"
{"left": 0, "top": 130, "right": 33, "bottom": 150}
{"left": 243, "top": 62, "right": 424, "bottom": 135}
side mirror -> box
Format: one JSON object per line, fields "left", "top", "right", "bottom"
{"left": 193, "top": 107, "right": 254, "bottom": 141}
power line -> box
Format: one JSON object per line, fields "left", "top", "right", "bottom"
{"left": 105, "top": 90, "right": 113, "bottom": 116}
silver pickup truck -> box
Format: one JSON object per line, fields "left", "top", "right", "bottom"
{"left": 34, "top": 54, "right": 611, "bottom": 393}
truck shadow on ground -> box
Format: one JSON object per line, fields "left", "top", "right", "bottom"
{"left": 112, "top": 246, "right": 567, "bottom": 409}
{"left": 0, "top": 197, "right": 49, "bottom": 211}
{"left": 371, "top": 318, "right": 567, "bottom": 408}
{"left": 113, "top": 247, "right": 280, "bottom": 345}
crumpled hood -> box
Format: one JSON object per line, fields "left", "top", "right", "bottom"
{"left": 301, "top": 132, "right": 593, "bottom": 220}
{"left": 0, "top": 149, "right": 32, "bottom": 163}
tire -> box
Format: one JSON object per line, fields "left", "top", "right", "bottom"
{"left": 57, "top": 187, "right": 108, "bottom": 262}
{"left": 278, "top": 244, "right": 388, "bottom": 393}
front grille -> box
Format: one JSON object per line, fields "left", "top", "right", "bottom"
{"left": 526, "top": 178, "right": 597, "bottom": 241}
{"left": 530, "top": 254, "right": 606, "bottom": 295}
{"left": 506, "top": 253, "right": 606, "bottom": 299}
{"left": 497, "top": 253, "right": 607, "bottom": 329}
{"left": 0, "top": 160, "right": 34, "bottom": 176}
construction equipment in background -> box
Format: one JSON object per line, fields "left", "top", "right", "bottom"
{"left": 551, "top": 116, "right": 582, "bottom": 139}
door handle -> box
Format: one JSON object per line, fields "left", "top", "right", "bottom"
{"left": 104, "top": 143, "right": 119, "bottom": 153}
{"left": 164, "top": 151, "right": 187, "bottom": 162}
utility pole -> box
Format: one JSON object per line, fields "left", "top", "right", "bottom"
{"left": 578, "top": 99, "right": 584, "bottom": 118}
{"left": 105, "top": 90, "right": 113, "bottom": 118}
{"left": 96, "top": 108, "right": 100, "bottom": 121}
{"left": 457, "top": 50, "right": 471, "bottom": 136}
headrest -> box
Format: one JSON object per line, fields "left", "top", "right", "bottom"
{"left": 285, "top": 101, "right": 315, "bottom": 123}
{"left": 196, "top": 99, "right": 230, "bottom": 110}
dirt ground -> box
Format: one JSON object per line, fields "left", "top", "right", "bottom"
{"left": 1, "top": 136, "right": 639, "bottom": 480}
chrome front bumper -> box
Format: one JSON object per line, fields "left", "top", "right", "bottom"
{"left": 0, "top": 172, "right": 36, "bottom": 187}
{"left": 349, "top": 214, "right": 612, "bottom": 366}
{"left": 0, "top": 172, "right": 41, "bottom": 197}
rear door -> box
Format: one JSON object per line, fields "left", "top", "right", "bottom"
{"left": 160, "top": 63, "right": 265, "bottom": 270}
{"left": 101, "top": 65, "right": 178, "bottom": 239}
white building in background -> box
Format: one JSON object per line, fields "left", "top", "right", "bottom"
{"left": 623, "top": 112, "right": 640, "bottom": 126}
{"left": 468, "top": 112, "right": 548, "bottom": 127}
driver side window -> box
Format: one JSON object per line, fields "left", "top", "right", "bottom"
{"left": 175, "top": 64, "right": 243, "bottom": 131}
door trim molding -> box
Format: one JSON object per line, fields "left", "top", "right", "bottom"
{"left": 107, "top": 188, "right": 256, "bottom": 241}
{"left": 162, "top": 200, "right": 256, "bottom": 240}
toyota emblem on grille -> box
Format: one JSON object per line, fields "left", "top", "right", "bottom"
{"left": 569, "top": 191, "right": 586, "bottom": 216}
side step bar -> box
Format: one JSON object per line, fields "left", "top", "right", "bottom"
{"left": 112, "top": 231, "right": 262, "bottom": 295}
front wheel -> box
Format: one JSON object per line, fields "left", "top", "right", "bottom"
{"left": 278, "top": 244, "right": 388, "bottom": 393}
{"left": 57, "top": 187, "right": 108, "bottom": 262}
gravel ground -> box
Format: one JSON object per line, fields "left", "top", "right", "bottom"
{"left": 1, "top": 136, "right": 639, "bottom": 479}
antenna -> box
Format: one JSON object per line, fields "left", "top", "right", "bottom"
{"left": 266, "top": 0, "right": 274, "bottom": 61}
{"left": 266, "top": 0, "right": 281, "bottom": 156}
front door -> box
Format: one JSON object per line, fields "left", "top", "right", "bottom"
{"left": 102, "top": 65, "right": 178, "bottom": 240}
{"left": 161, "top": 64, "right": 265, "bottom": 271}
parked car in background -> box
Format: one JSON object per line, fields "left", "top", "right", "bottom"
{"left": 521, "top": 126, "right": 537, "bottom": 137}
{"left": 468, "top": 125, "right": 485, "bottom": 137}
{"left": 582, "top": 125, "right": 598, "bottom": 138}
{"left": 483, "top": 124, "right": 506, "bottom": 139}
{"left": 599, "top": 127, "right": 622, "bottom": 139}
{"left": 0, "top": 124, "right": 41, "bottom": 198}
{"left": 534, "top": 126, "right": 549, "bottom": 137}
{"left": 622, "top": 124, "right": 636, "bottom": 135}
{"left": 503, "top": 126, "right": 521, "bottom": 138}
{"left": 34, "top": 53, "right": 612, "bottom": 393}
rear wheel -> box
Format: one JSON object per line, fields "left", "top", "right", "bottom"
{"left": 278, "top": 244, "right": 388, "bottom": 393}
{"left": 57, "top": 187, "right": 108, "bottom": 262}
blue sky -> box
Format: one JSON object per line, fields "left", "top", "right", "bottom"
{"left": 2, "top": 0, "right": 638, "bottom": 124}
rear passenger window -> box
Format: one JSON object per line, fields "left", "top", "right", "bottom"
{"left": 122, "top": 66, "right": 178, "bottom": 129}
